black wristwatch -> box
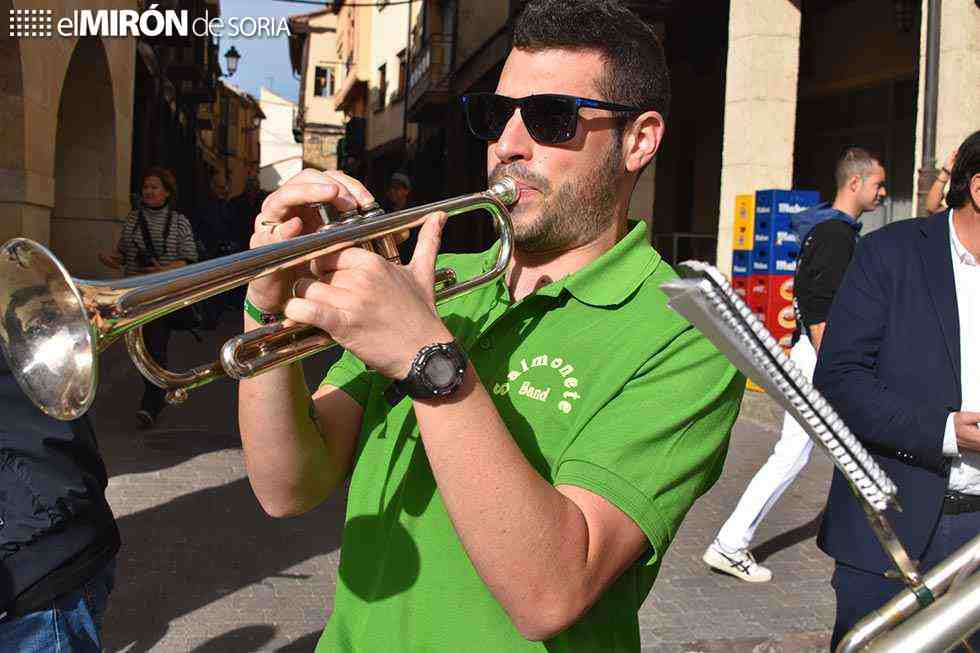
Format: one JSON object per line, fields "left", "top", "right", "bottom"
{"left": 391, "top": 341, "right": 468, "bottom": 401}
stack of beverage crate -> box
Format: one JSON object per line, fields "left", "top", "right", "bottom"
{"left": 731, "top": 189, "right": 821, "bottom": 349}
{"left": 730, "top": 194, "right": 754, "bottom": 307}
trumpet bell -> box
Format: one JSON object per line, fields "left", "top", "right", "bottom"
{"left": 0, "top": 238, "right": 97, "bottom": 420}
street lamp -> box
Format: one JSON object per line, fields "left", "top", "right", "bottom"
{"left": 224, "top": 46, "right": 241, "bottom": 76}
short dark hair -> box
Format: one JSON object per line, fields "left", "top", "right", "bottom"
{"left": 947, "top": 130, "right": 980, "bottom": 209}
{"left": 141, "top": 166, "right": 178, "bottom": 201}
{"left": 512, "top": 0, "right": 670, "bottom": 119}
{"left": 834, "top": 147, "right": 882, "bottom": 189}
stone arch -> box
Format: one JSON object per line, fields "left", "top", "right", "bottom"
{"left": 51, "top": 36, "right": 117, "bottom": 276}
{"left": 0, "top": 0, "right": 26, "bottom": 244}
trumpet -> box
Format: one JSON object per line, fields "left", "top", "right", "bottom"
{"left": 0, "top": 178, "right": 517, "bottom": 421}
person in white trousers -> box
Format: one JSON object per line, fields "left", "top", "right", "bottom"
{"left": 704, "top": 335, "right": 816, "bottom": 582}
{"left": 703, "top": 147, "right": 886, "bottom": 582}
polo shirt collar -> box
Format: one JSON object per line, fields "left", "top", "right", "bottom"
{"left": 481, "top": 220, "right": 660, "bottom": 307}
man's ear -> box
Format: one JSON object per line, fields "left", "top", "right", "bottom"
{"left": 624, "top": 110, "right": 665, "bottom": 174}
{"left": 971, "top": 173, "right": 980, "bottom": 208}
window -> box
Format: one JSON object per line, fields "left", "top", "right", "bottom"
{"left": 396, "top": 50, "right": 407, "bottom": 99}
{"left": 314, "top": 65, "right": 335, "bottom": 98}
{"left": 374, "top": 63, "right": 387, "bottom": 112}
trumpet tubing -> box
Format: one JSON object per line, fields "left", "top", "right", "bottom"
{"left": 0, "top": 178, "right": 517, "bottom": 420}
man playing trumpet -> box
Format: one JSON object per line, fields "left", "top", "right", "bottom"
{"left": 238, "top": 1, "right": 743, "bottom": 649}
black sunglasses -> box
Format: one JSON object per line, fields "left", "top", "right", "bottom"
{"left": 459, "top": 93, "right": 647, "bottom": 145}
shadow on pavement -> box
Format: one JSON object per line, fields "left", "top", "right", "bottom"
{"left": 92, "top": 312, "right": 347, "bottom": 651}
{"left": 189, "top": 626, "right": 323, "bottom": 652}
{"left": 102, "top": 478, "right": 345, "bottom": 652}
{"left": 753, "top": 511, "right": 824, "bottom": 564}
{"left": 91, "top": 311, "right": 341, "bottom": 479}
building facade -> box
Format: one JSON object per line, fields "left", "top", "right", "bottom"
{"left": 1, "top": 0, "right": 138, "bottom": 277}
{"left": 197, "top": 80, "right": 264, "bottom": 200}
{"left": 288, "top": 9, "right": 345, "bottom": 173}
{"left": 301, "top": 0, "right": 978, "bottom": 264}
{"left": 258, "top": 87, "right": 303, "bottom": 192}
{"left": 1, "top": 0, "right": 222, "bottom": 277}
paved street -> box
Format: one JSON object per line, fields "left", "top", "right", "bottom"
{"left": 93, "top": 314, "right": 836, "bottom": 652}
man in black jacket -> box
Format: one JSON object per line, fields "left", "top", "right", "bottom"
{"left": 0, "top": 352, "right": 120, "bottom": 651}
{"left": 815, "top": 130, "right": 980, "bottom": 648}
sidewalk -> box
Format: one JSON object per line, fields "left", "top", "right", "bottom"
{"left": 92, "top": 316, "right": 835, "bottom": 652}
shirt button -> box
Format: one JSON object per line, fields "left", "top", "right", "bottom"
{"left": 479, "top": 338, "right": 492, "bottom": 350}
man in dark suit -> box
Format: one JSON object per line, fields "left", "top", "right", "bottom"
{"left": 814, "top": 129, "right": 980, "bottom": 649}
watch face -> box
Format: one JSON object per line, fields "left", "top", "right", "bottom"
{"left": 422, "top": 352, "right": 458, "bottom": 388}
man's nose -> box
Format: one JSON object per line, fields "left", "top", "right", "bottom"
{"left": 491, "top": 109, "right": 533, "bottom": 164}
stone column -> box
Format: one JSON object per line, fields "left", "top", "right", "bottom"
{"left": 935, "top": 1, "right": 980, "bottom": 181}
{"left": 914, "top": 1, "right": 979, "bottom": 216}
{"left": 716, "top": 0, "right": 801, "bottom": 277}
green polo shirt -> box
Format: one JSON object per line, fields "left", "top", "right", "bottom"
{"left": 315, "top": 221, "right": 743, "bottom": 652}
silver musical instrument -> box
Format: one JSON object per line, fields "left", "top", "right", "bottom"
{"left": 660, "top": 261, "right": 980, "bottom": 653}
{"left": 0, "top": 178, "right": 517, "bottom": 421}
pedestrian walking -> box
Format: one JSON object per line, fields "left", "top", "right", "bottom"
{"left": 237, "top": 1, "right": 743, "bottom": 649}
{"left": 703, "top": 147, "right": 887, "bottom": 582}
{"left": 99, "top": 166, "right": 199, "bottom": 428}
{"left": 0, "top": 351, "right": 120, "bottom": 652}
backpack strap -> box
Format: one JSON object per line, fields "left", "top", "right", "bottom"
{"left": 136, "top": 206, "right": 174, "bottom": 262}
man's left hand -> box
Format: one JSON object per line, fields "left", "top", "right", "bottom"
{"left": 285, "top": 211, "right": 452, "bottom": 380}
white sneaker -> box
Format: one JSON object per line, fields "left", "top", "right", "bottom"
{"left": 703, "top": 541, "right": 772, "bottom": 583}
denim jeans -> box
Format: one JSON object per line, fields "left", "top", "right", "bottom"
{"left": 0, "top": 558, "right": 116, "bottom": 653}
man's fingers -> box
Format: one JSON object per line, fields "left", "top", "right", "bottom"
{"left": 318, "top": 170, "right": 377, "bottom": 209}
{"left": 283, "top": 297, "right": 347, "bottom": 336}
{"left": 260, "top": 183, "right": 351, "bottom": 222}
{"left": 293, "top": 278, "right": 356, "bottom": 309}
{"left": 309, "top": 246, "right": 382, "bottom": 273}
{"left": 252, "top": 215, "right": 303, "bottom": 247}
{"left": 958, "top": 411, "right": 980, "bottom": 422}
{"left": 410, "top": 212, "right": 448, "bottom": 274}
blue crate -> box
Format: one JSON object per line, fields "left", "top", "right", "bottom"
{"left": 772, "top": 246, "right": 800, "bottom": 274}
{"left": 751, "top": 244, "right": 771, "bottom": 273}
{"left": 754, "top": 189, "right": 821, "bottom": 242}
{"left": 752, "top": 241, "right": 801, "bottom": 274}
{"left": 732, "top": 250, "right": 752, "bottom": 277}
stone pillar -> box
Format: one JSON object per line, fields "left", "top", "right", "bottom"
{"left": 914, "top": 1, "right": 980, "bottom": 216}
{"left": 935, "top": 1, "right": 980, "bottom": 181}
{"left": 716, "top": 0, "right": 801, "bottom": 277}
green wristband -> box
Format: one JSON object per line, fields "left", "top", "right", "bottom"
{"left": 244, "top": 296, "right": 284, "bottom": 325}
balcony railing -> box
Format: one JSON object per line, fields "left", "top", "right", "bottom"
{"left": 407, "top": 33, "right": 452, "bottom": 119}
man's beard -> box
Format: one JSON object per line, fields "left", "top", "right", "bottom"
{"left": 489, "top": 143, "right": 620, "bottom": 253}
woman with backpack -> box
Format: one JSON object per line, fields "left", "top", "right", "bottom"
{"left": 99, "top": 166, "right": 199, "bottom": 429}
